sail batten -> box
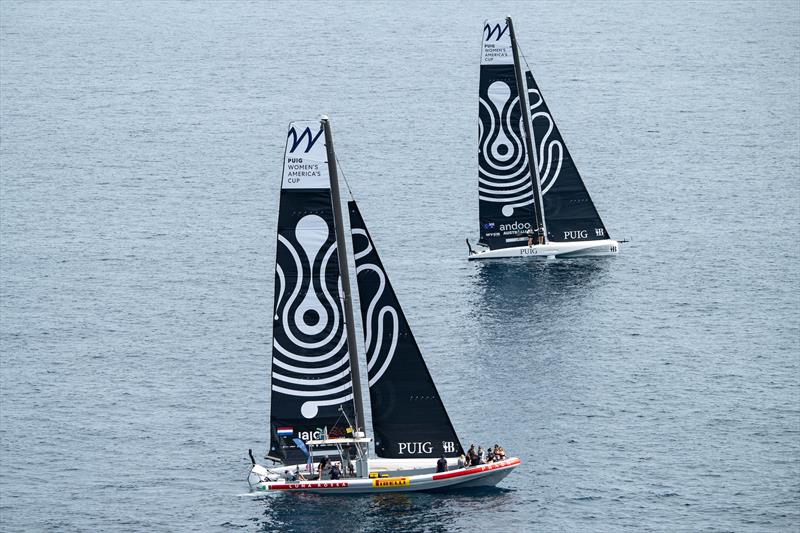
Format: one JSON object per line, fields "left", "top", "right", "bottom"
{"left": 268, "top": 120, "right": 357, "bottom": 464}
{"left": 349, "top": 201, "right": 463, "bottom": 459}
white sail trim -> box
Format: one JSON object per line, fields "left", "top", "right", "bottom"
{"left": 274, "top": 334, "right": 346, "bottom": 363}
{"left": 352, "top": 229, "right": 373, "bottom": 260}
{"left": 273, "top": 353, "right": 350, "bottom": 375}
{"left": 277, "top": 234, "right": 342, "bottom": 350}
{"left": 273, "top": 381, "right": 352, "bottom": 397}
{"left": 530, "top": 100, "right": 564, "bottom": 195}
{"left": 479, "top": 181, "right": 535, "bottom": 195}
{"left": 299, "top": 394, "right": 354, "bottom": 419}
{"left": 479, "top": 192, "right": 534, "bottom": 204}
{"left": 478, "top": 93, "right": 525, "bottom": 172}
{"left": 366, "top": 307, "right": 399, "bottom": 387}
{"left": 272, "top": 366, "right": 351, "bottom": 386}
{"left": 354, "top": 261, "right": 399, "bottom": 388}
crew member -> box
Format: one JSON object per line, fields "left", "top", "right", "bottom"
{"left": 467, "top": 444, "right": 477, "bottom": 466}
{"left": 330, "top": 462, "right": 342, "bottom": 480}
{"left": 317, "top": 456, "right": 329, "bottom": 479}
{"left": 436, "top": 455, "right": 448, "bottom": 473}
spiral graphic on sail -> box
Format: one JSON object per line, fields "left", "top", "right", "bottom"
{"left": 271, "top": 214, "right": 353, "bottom": 419}
{"left": 351, "top": 228, "right": 398, "bottom": 388}
{"left": 478, "top": 80, "right": 535, "bottom": 217}
{"left": 528, "top": 86, "right": 563, "bottom": 196}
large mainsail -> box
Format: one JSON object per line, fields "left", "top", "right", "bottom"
{"left": 348, "top": 201, "right": 463, "bottom": 459}
{"left": 268, "top": 121, "right": 357, "bottom": 464}
{"left": 477, "top": 18, "right": 539, "bottom": 249}
{"left": 525, "top": 71, "right": 610, "bottom": 242}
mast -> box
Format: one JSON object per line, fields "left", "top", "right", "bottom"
{"left": 320, "top": 115, "right": 366, "bottom": 434}
{"left": 507, "top": 16, "right": 548, "bottom": 242}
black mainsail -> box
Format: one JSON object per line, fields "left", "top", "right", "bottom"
{"left": 348, "top": 201, "right": 463, "bottom": 459}
{"left": 477, "top": 18, "right": 540, "bottom": 249}
{"left": 268, "top": 121, "right": 358, "bottom": 464}
{"left": 525, "top": 70, "right": 610, "bottom": 242}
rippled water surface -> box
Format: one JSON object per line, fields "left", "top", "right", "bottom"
{"left": 1, "top": 1, "right": 798, "bottom": 531}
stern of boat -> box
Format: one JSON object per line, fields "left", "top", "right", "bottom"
{"left": 248, "top": 463, "right": 279, "bottom": 489}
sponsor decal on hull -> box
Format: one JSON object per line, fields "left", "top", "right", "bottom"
{"left": 372, "top": 477, "right": 410, "bottom": 488}
{"left": 267, "top": 481, "right": 350, "bottom": 491}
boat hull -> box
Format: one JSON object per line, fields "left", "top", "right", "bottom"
{"left": 468, "top": 239, "right": 619, "bottom": 260}
{"left": 250, "top": 457, "right": 520, "bottom": 494}
{"left": 252, "top": 456, "right": 465, "bottom": 483}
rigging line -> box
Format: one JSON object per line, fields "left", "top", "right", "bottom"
{"left": 331, "top": 408, "right": 349, "bottom": 433}
{"left": 334, "top": 153, "right": 355, "bottom": 199}
{"left": 519, "top": 45, "right": 532, "bottom": 72}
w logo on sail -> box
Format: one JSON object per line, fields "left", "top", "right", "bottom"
{"left": 483, "top": 23, "right": 508, "bottom": 41}
{"left": 287, "top": 126, "right": 324, "bottom": 153}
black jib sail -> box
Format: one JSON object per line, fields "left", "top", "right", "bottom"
{"left": 477, "top": 18, "right": 539, "bottom": 249}
{"left": 525, "top": 71, "right": 610, "bottom": 242}
{"left": 268, "top": 121, "right": 357, "bottom": 464}
{"left": 348, "top": 201, "right": 463, "bottom": 459}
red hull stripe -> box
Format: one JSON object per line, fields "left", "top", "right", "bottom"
{"left": 270, "top": 481, "right": 349, "bottom": 490}
{"left": 431, "top": 458, "right": 521, "bottom": 481}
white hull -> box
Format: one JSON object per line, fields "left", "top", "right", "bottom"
{"left": 250, "top": 458, "right": 520, "bottom": 494}
{"left": 468, "top": 239, "right": 619, "bottom": 260}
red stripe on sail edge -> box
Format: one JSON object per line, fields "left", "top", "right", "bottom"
{"left": 431, "top": 457, "right": 521, "bottom": 481}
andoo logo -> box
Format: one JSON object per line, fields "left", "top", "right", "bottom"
{"left": 287, "top": 126, "right": 324, "bottom": 153}
{"left": 499, "top": 221, "right": 532, "bottom": 232}
{"left": 483, "top": 23, "right": 509, "bottom": 41}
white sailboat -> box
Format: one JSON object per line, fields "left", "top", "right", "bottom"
{"left": 469, "top": 17, "right": 620, "bottom": 260}
{"left": 247, "top": 117, "right": 519, "bottom": 494}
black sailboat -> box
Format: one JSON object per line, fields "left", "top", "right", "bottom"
{"left": 470, "top": 17, "right": 620, "bottom": 260}
{"left": 249, "top": 117, "right": 518, "bottom": 493}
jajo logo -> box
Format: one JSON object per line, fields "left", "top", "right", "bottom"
{"left": 287, "top": 126, "right": 323, "bottom": 153}
{"left": 483, "top": 23, "right": 508, "bottom": 42}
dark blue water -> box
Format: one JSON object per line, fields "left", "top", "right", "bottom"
{"left": 1, "top": 1, "right": 798, "bottom": 531}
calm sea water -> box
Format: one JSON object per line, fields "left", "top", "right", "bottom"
{"left": 1, "top": 1, "right": 798, "bottom": 531}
